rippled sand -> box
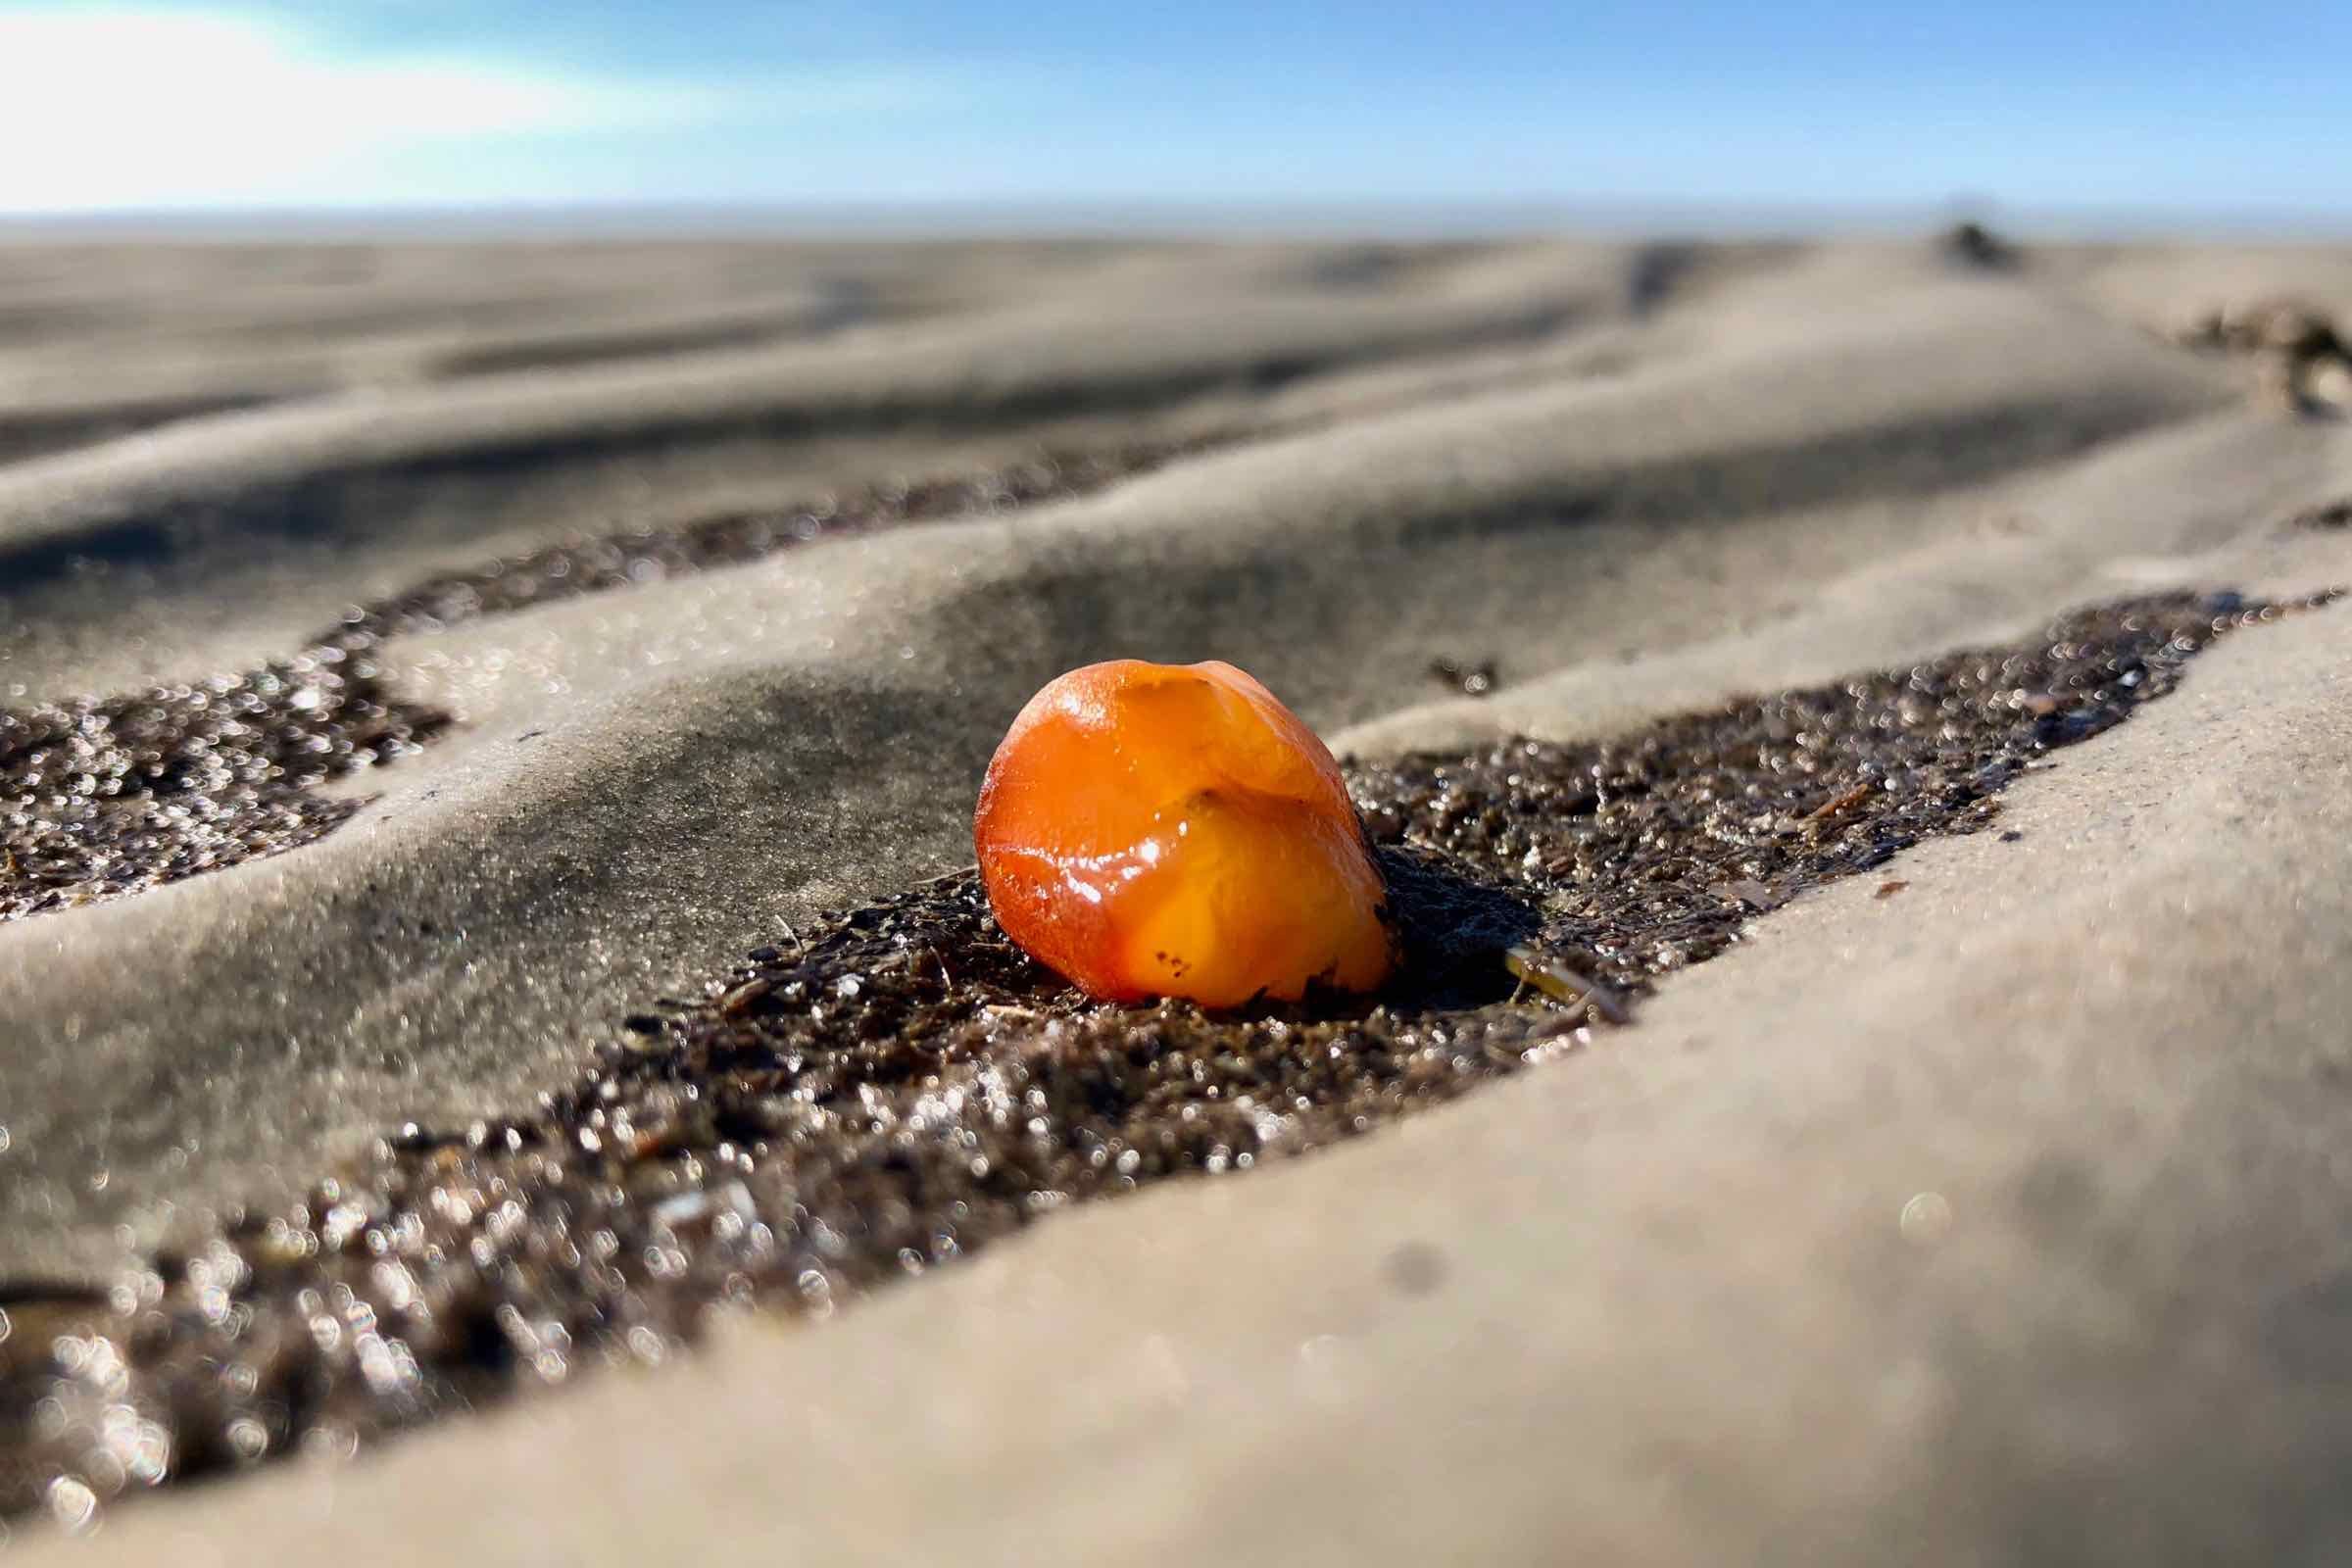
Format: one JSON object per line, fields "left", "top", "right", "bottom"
{"left": 4, "top": 228, "right": 2352, "bottom": 1562}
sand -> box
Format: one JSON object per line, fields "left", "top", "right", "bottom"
{"left": 4, "top": 227, "right": 2352, "bottom": 1560}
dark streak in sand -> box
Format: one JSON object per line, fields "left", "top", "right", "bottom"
{"left": 0, "top": 438, "right": 1204, "bottom": 924}
{"left": 0, "top": 587, "right": 2333, "bottom": 1531}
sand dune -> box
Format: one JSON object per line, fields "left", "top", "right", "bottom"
{"left": 4, "top": 230, "right": 2352, "bottom": 1561}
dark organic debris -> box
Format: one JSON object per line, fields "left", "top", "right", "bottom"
{"left": 336, "top": 439, "right": 1206, "bottom": 647}
{"left": 0, "top": 650, "right": 445, "bottom": 920}
{"left": 2288, "top": 498, "right": 2352, "bottom": 531}
{"left": 2174, "top": 298, "right": 2343, "bottom": 360}
{"left": 2168, "top": 298, "right": 2352, "bottom": 414}
{"left": 0, "top": 439, "right": 1205, "bottom": 924}
{"left": 1938, "top": 220, "right": 2015, "bottom": 270}
{"left": 1, "top": 587, "right": 2333, "bottom": 1532}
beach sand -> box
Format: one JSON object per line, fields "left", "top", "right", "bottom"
{"left": 4, "top": 228, "right": 2352, "bottom": 1560}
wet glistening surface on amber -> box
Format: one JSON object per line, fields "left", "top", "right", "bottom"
{"left": 974, "top": 660, "right": 1396, "bottom": 1007}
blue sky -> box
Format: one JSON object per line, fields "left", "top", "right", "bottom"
{"left": 0, "top": 1, "right": 2345, "bottom": 223}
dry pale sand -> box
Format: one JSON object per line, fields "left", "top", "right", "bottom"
{"left": 4, "top": 228, "right": 2352, "bottom": 1560}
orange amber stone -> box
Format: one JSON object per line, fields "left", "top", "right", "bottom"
{"left": 975, "top": 660, "right": 1396, "bottom": 1007}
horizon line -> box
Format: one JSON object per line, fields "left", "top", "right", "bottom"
{"left": 3, "top": 196, "right": 2350, "bottom": 243}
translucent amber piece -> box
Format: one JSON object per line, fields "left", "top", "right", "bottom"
{"left": 975, "top": 660, "right": 1395, "bottom": 1006}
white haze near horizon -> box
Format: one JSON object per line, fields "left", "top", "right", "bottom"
{"left": 0, "top": 5, "right": 937, "bottom": 214}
